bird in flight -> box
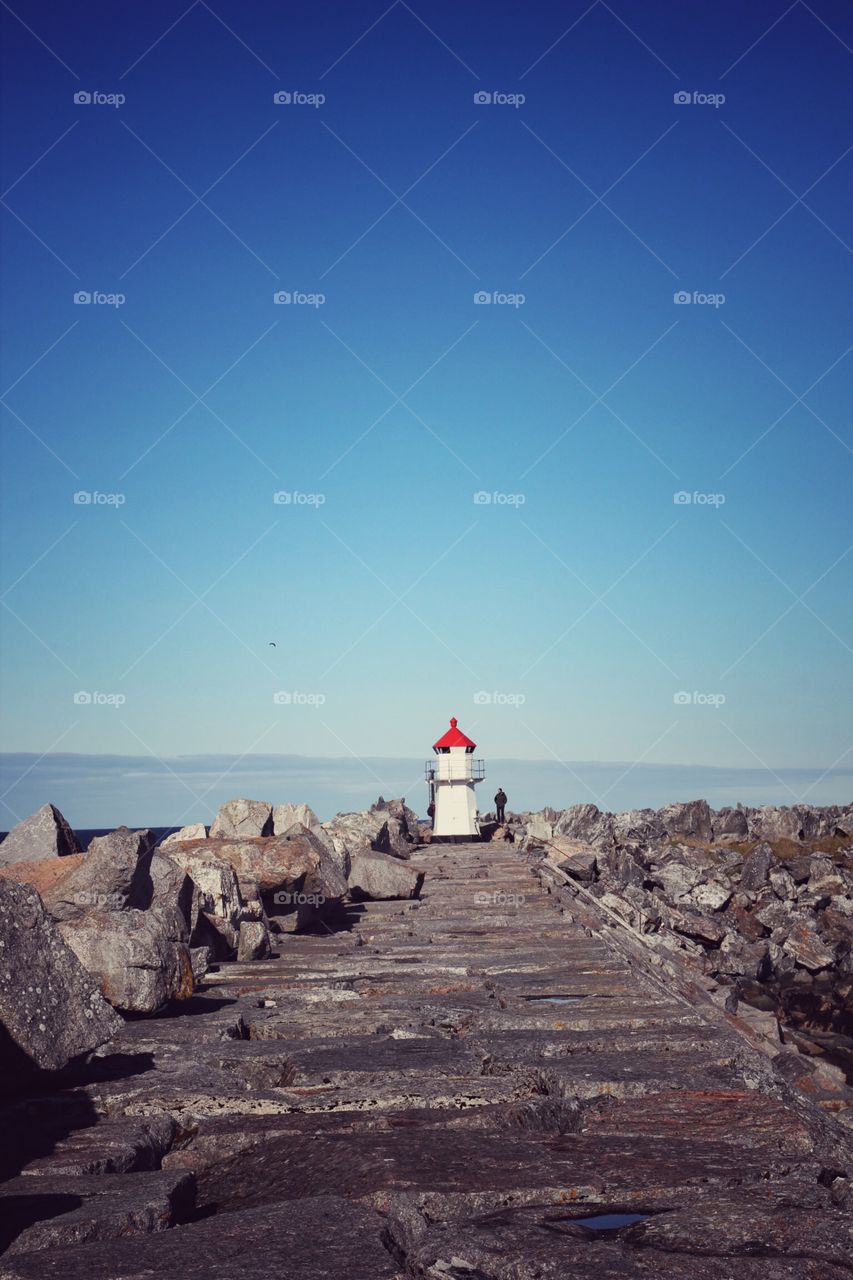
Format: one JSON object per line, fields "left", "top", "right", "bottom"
{"left": 269, "top": 642, "right": 276, "bottom": 647}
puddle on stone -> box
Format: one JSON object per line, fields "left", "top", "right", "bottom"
{"left": 569, "top": 1213, "right": 648, "bottom": 1231}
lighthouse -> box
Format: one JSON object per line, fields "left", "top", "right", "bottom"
{"left": 426, "top": 717, "right": 485, "bottom": 840}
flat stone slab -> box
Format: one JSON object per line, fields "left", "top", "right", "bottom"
{"left": 0, "top": 1170, "right": 195, "bottom": 1256}
{"left": 0, "top": 1196, "right": 401, "bottom": 1279}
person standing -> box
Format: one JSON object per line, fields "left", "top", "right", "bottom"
{"left": 494, "top": 787, "right": 507, "bottom": 824}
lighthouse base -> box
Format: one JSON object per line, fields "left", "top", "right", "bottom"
{"left": 430, "top": 832, "right": 482, "bottom": 844}
{"left": 432, "top": 781, "right": 480, "bottom": 840}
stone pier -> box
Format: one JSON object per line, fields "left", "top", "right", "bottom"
{"left": 2, "top": 842, "right": 851, "bottom": 1277}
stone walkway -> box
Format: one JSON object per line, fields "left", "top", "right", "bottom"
{"left": 2, "top": 842, "right": 852, "bottom": 1278}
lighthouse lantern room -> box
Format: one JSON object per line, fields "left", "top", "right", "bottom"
{"left": 426, "top": 717, "right": 485, "bottom": 839}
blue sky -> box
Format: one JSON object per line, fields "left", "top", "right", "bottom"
{"left": 1, "top": 0, "right": 851, "bottom": 826}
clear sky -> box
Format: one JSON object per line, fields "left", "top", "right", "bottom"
{"left": 1, "top": 0, "right": 851, "bottom": 826}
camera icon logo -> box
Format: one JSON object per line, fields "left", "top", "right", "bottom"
{"left": 73, "top": 91, "right": 92, "bottom": 105}
{"left": 273, "top": 91, "right": 292, "bottom": 104}
{"left": 473, "top": 690, "right": 492, "bottom": 705}
{"left": 673, "top": 690, "right": 691, "bottom": 705}
{"left": 273, "top": 291, "right": 291, "bottom": 304}
{"left": 473, "top": 290, "right": 491, "bottom": 304}
{"left": 273, "top": 491, "right": 292, "bottom": 504}
{"left": 673, "top": 490, "right": 692, "bottom": 504}
{"left": 473, "top": 491, "right": 492, "bottom": 504}
{"left": 273, "top": 691, "right": 292, "bottom": 704}
{"left": 73, "top": 490, "right": 92, "bottom": 504}
{"left": 673, "top": 290, "right": 691, "bottom": 304}
{"left": 673, "top": 91, "right": 691, "bottom": 105}
{"left": 473, "top": 91, "right": 492, "bottom": 105}
{"left": 74, "top": 291, "right": 92, "bottom": 305}
{"left": 73, "top": 690, "right": 93, "bottom": 704}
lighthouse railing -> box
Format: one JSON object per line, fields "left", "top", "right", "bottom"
{"left": 424, "top": 759, "right": 485, "bottom": 781}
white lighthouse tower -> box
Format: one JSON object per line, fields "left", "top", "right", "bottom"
{"left": 426, "top": 716, "right": 485, "bottom": 840}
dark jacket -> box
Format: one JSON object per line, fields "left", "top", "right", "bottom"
{"left": 494, "top": 790, "right": 507, "bottom": 807}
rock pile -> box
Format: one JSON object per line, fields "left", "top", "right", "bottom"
{"left": 0, "top": 796, "right": 425, "bottom": 1030}
{"left": 514, "top": 800, "right": 853, "bottom": 1080}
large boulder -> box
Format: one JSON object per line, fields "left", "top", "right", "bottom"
{"left": 323, "top": 797, "right": 418, "bottom": 862}
{"left": 0, "top": 879, "right": 121, "bottom": 1071}
{"left": 272, "top": 803, "right": 320, "bottom": 835}
{"left": 545, "top": 837, "right": 598, "bottom": 883}
{"left": 739, "top": 841, "right": 776, "bottom": 892}
{"left": 657, "top": 799, "right": 712, "bottom": 843}
{"left": 161, "top": 845, "right": 251, "bottom": 957}
{"left": 39, "top": 829, "right": 198, "bottom": 1015}
{"left": 0, "top": 803, "right": 80, "bottom": 864}
{"left": 59, "top": 909, "right": 194, "bottom": 1014}
{"left": 161, "top": 823, "right": 207, "bottom": 845}
{"left": 610, "top": 808, "right": 666, "bottom": 851}
{"left": 178, "top": 829, "right": 348, "bottom": 923}
{"left": 210, "top": 799, "right": 273, "bottom": 840}
{"left": 44, "top": 827, "right": 157, "bottom": 921}
{"left": 347, "top": 849, "right": 424, "bottom": 900}
{"left": 747, "top": 806, "right": 828, "bottom": 843}
{"left": 553, "top": 804, "right": 614, "bottom": 850}
{"left": 712, "top": 806, "right": 749, "bottom": 841}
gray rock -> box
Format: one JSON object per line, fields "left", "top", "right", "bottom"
{"left": 657, "top": 799, "right": 712, "bottom": 842}
{"left": 782, "top": 922, "right": 835, "bottom": 972}
{"left": 44, "top": 827, "right": 156, "bottom": 921}
{"left": 651, "top": 859, "right": 703, "bottom": 900}
{"left": 0, "top": 879, "right": 121, "bottom": 1072}
{"left": 739, "top": 841, "right": 775, "bottom": 892}
{"left": 237, "top": 920, "right": 271, "bottom": 962}
{"left": 787, "top": 854, "right": 814, "bottom": 883}
{"left": 600, "top": 847, "right": 642, "bottom": 889}
{"left": 553, "top": 804, "right": 614, "bottom": 850}
{"left": 347, "top": 849, "right": 424, "bottom": 900}
{"left": 769, "top": 865, "right": 796, "bottom": 901}
{"left": 611, "top": 808, "right": 666, "bottom": 849}
{"left": 161, "top": 823, "right": 208, "bottom": 845}
{"left": 715, "top": 932, "right": 769, "bottom": 979}
{"left": 0, "top": 804, "right": 81, "bottom": 864}
{"left": 548, "top": 839, "right": 598, "bottom": 884}
{"left": 687, "top": 878, "right": 732, "bottom": 913}
{"left": 272, "top": 803, "right": 320, "bottom": 835}
{"left": 712, "top": 805, "right": 749, "bottom": 840}
{"left": 58, "top": 908, "right": 194, "bottom": 1014}
{"left": 161, "top": 846, "right": 248, "bottom": 957}
{"left": 210, "top": 799, "right": 274, "bottom": 840}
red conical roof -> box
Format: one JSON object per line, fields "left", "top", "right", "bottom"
{"left": 433, "top": 716, "right": 476, "bottom": 750}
